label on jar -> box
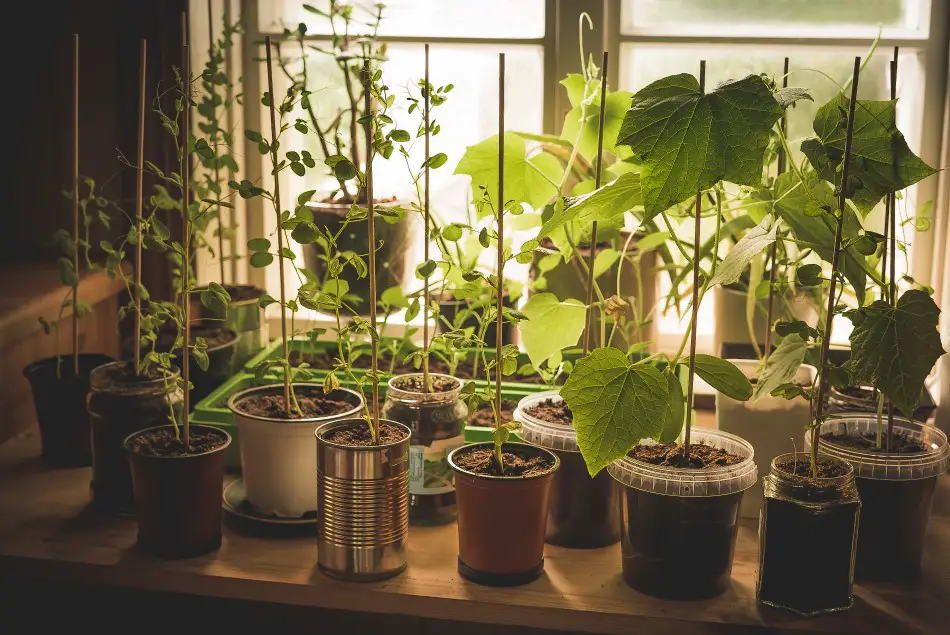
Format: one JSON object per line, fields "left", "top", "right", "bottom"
{"left": 409, "top": 434, "right": 465, "bottom": 495}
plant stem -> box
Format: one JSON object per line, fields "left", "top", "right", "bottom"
{"left": 181, "top": 16, "right": 192, "bottom": 446}
{"left": 764, "top": 56, "right": 790, "bottom": 365}
{"left": 72, "top": 33, "right": 80, "bottom": 377}
{"left": 422, "top": 44, "right": 431, "bottom": 393}
{"left": 362, "top": 59, "right": 380, "bottom": 443}
{"left": 583, "top": 51, "right": 609, "bottom": 355}
{"left": 811, "top": 57, "right": 861, "bottom": 478}
{"left": 494, "top": 53, "right": 506, "bottom": 472}
{"left": 264, "top": 38, "right": 291, "bottom": 414}
{"left": 206, "top": 0, "right": 226, "bottom": 285}
{"left": 886, "top": 49, "right": 899, "bottom": 451}
{"left": 133, "top": 39, "right": 147, "bottom": 375}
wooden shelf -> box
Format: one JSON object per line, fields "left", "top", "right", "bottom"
{"left": 1, "top": 418, "right": 948, "bottom": 635}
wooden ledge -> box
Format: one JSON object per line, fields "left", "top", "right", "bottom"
{"left": 1, "top": 424, "right": 947, "bottom": 635}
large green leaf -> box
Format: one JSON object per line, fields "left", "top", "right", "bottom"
{"left": 559, "top": 74, "right": 634, "bottom": 161}
{"left": 773, "top": 171, "right": 867, "bottom": 305}
{"left": 561, "top": 348, "right": 669, "bottom": 476}
{"left": 454, "top": 132, "right": 560, "bottom": 214}
{"left": 539, "top": 172, "right": 641, "bottom": 239}
{"left": 518, "top": 293, "right": 587, "bottom": 368}
{"left": 801, "top": 95, "right": 937, "bottom": 216}
{"left": 709, "top": 215, "right": 779, "bottom": 288}
{"left": 847, "top": 289, "right": 945, "bottom": 417}
{"left": 658, "top": 372, "right": 685, "bottom": 443}
{"left": 617, "top": 74, "right": 784, "bottom": 218}
{"left": 685, "top": 354, "right": 753, "bottom": 401}
{"left": 754, "top": 334, "right": 809, "bottom": 401}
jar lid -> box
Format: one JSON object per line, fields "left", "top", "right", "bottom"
{"left": 608, "top": 428, "right": 758, "bottom": 497}
{"left": 514, "top": 390, "right": 580, "bottom": 452}
{"left": 808, "top": 414, "right": 949, "bottom": 481}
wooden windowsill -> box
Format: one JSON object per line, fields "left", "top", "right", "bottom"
{"left": 1, "top": 418, "right": 948, "bottom": 635}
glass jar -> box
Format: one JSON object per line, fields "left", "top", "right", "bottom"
{"left": 381, "top": 373, "right": 467, "bottom": 525}
{"left": 87, "top": 361, "right": 184, "bottom": 514}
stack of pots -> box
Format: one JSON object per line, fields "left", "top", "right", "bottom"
{"left": 515, "top": 390, "right": 619, "bottom": 548}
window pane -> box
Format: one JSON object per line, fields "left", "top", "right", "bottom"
{"left": 621, "top": 0, "right": 929, "bottom": 37}
{"left": 260, "top": 0, "right": 546, "bottom": 38}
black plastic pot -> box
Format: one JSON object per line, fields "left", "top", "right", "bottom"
{"left": 87, "top": 362, "right": 184, "bottom": 514}
{"left": 609, "top": 429, "right": 757, "bottom": 599}
{"left": 188, "top": 324, "right": 240, "bottom": 405}
{"left": 301, "top": 201, "right": 410, "bottom": 314}
{"left": 757, "top": 454, "right": 861, "bottom": 616}
{"left": 23, "top": 353, "right": 114, "bottom": 467}
{"left": 196, "top": 284, "right": 266, "bottom": 368}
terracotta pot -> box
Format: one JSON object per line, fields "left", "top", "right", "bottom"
{"left": 448, "top": 442, "right": 559, "bottom": 586}
{"left": 124, "top": 424, "right": 231, "bottom": 559}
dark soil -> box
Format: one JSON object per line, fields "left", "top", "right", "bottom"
{"left": 322, "top": 421, "right": 408, "bottom": 446}
{"left": 820, "top": 432, "right": 926, "bottom": 454}
{"left": 774, "top": 455, "right": 851, "bottom": 479}
{"left": 454, "top": 445, "right": 555, "bottom": 477}
{"left": 467, "top": 400, "right": 517, "bottom": 427}
{"left": 839, "top": 385, "right": 875, "bottom": 400}
{"left": 524, "top": 399, "right": 573, "bottom": 425}
{"left": 126, "top": 426, "right": 227, "bottom": 457}
{"left": 237, "top": 394, "right": 355, "bottom": 420}
{"left": 156, "top": 324, "right": 236, "bottom": 351}
{"left": 222, "top": 284, "right": 264, "bottom": 303}
{"left": 391, "top": 374, "right": 459, "bottom": 393}
{"left": 629, "top": 443, "right": 745, "bottom": 469}
{"left": 96, "top": 361, "right": 168, "bottom": 384}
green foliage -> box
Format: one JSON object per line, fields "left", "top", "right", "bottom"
{"left": 755, "top": 334, "right": 809, "bottom": 401}
{"left": 682, "top": 354, "right": 753, "bottom": 401}
{"left": 708, "top": 215, "right": 778, "bottom": 288}
{"left": 558, "top": 73, "right": 633, "bottom": 160}
{"left": 518, "top": 293, "right": 586, "bottom": 369}
{"left": 538, "top": 172, "right": 641, "bottom": 239}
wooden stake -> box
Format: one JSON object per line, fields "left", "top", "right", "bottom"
{"left": 683, "top": 60, "right": 706, "bottom": 460}
{"left": 72, "top": 34, "right": 80, "bottom": 377}
{"left": 422, "top": 43, "right": 431, "bottom": 393}
{"left": 886, "top": 47, "right": 899, "bottom": 450}
{"left": 264, "top": 37, "right": 291, "bottom": 413}
{"left": 181, "top": 13, "right": 192, "bottom": 445}
{"left": 133, "top": 39, "right": 147, "bottom": 375}
{"left": 495, "top": 53, "right": 505, "bottom": 438}
{"left": 209, "top": 0, "right": 226, "bottom": 284}
{"left": 583, "top": 51, "right": 609, "bottom": 355}
{"left": 363, "top": 59, "right": 380, "bottom": 440}
{"left": 812, "top": 57, "right": 861, "bottom": 475}
{"left": 764, "top": 56, "right": 790, "bottom": 364}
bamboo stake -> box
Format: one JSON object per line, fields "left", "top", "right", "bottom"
{"left": 583, "top": 51, "right": 609, "bottom": 355}
{"left": 422, "top": 43, "right": 431, "bottom": 393}
{"left": 181, "top": 13, "right": 192, "bottom": 445}
{"left": 363, "top": 59, "right": 380, "bottom": 441}
{"left": 263, "top": 37, "right": 291, "bottom": 413}
{"left": 495, "top": 53, "right": 505, "bottom": 446}
{"left": 764, "top": 56, "right": 790, "bottom": 364}
{"left": 812, "top": 56, "right": 861, "bottom": 476}
{"left": 224, "top": 0, "right": 238, "bottom": 282}
{"left": 683, "top": 60, "right": 706, "bottom": 461}
{"left": 72, "top": 34, "right": 80, "bottom": 377}
{"left": 886, "top": 47, "right": 899, "bottom": 450}
{"left": 133, "top": 39, "right": 147, "bottom": 375}
{"left": 209, "top": 0, "right": 226, "bottom": 284}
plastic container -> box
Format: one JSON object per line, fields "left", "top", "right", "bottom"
{"left": 757, "top": 454, "right": 861, "bottom": 616}
{"left": 381, "top": 374, "right": 467, "bottom": 526}
{"left": 827, "top": 385, "right": 936, "bottom": 423}
{"left": 516, "top": 390, "right": 619, "bottom": 548}
{"left": 608, "top": 428, "right": 758, "bottom": 599}
{"left": 808, "top": 415, "right": 949, "bottom": 580}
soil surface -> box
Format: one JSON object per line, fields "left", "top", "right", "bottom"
{"left": 96, "top": 362, "right": 169, "bottom": 384}
{"left": 318, "top": 195, "right": 398, "bottom": 207}
{"left": 155, "top": 324, "right": 236, "bottom": 351}
{"left": 237, "top": 393, "right": 355, "bottom": 420}
{"left": 467, "top": 399, "right": 517, "bottom": 427}
{"left": 629, "top": 443, "right": 745, "bottom": 469}
{"left": 820, "top": 432, "right": 926, "bottom": 454}
{"left": 454, "top": 445, "right": 555, "bottom": 477}
{"left": 391, "top": 374, "right": 458, "bottom": 393}
{"left": 222, "top": 284, "right": 265, "bottom": 303}
{"left": 524, "top": 398, "right": 573, "bottom": 425}
{"left": 838, "top": 385, "right": 875, "bottom": 401}
{"left": 126, "top": 426, "right": 226, "bottom": 457}
{"left": 322, "top": 421, "right": 408, "bottom": 446}
{"left": 775, "top": 455, "right": 851, "bottom": 479}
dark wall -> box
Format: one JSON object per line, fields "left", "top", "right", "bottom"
{"left": 5, "top": 0, "right": 187, "bottom": 299}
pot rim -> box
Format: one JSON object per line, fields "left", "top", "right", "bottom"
{"left": 305, "top": 198, "right": 407, "bottom": 216}
{"left": 769, "top": 452, "right": 855, "bottom": 488}
{"left": 193, "top": 284, "right": 266, "bottom": 309}
{"left": 228, "top": 383, "right": 364, "bottom": 424}
{"left": 514, "top": 390, "right": 582, "bottom": 452}
{"left": 90, "top": 360, "right": 181, "bottom": 389}
{"left": 807, "top": 414, "right": 949, "bottom": 480}
{"left": 386, "top": 372, "right": 463, "bottom": 403}
{"left": 314, "top": 417, "right": 411, "bottom": 450}
{"left": 608, "top": 428, "right": 758, "bottom": 497}
{"left": 447, "top": 441, "right": 560, "bottom": 481}
{"left": 189, "top": 323, "right": 242, "bottom": 353}
{"left": 122, "top": 423, "right": 232, "bottom": 460}
{"left": 23, "top": 352, "right": 115, "bottom": 377}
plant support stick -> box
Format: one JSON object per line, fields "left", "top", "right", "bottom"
{"left": 181, "top": 15, "right": 192, "bottom": 445}
{"left": 583, "top": 51, "right": 609, "bottom": 355}
{"left": 811, "top": 57, "right": 861, "bottom": 476}
{"left": 72, "top": 34, "right": 80, "bottom": 377}
{"left": 422, "top": 44, "right": 431, "bottom": 392}
{"left": 764, "top": 56, "right": 790, "bottom": 364}
{"left": 494, "top": 53, "right": 505, "bottom": 470}
{"left": 264, "top": 37, "right": 291, "bottom": 413}
{"left": 133, "top": 38, "right": 147, "bottom": 374}
{"left": 886, "top": 48, "right": 899, "bottom": 450}
{"left": 208, "top": 0, "right": 226, "bottom": 284}
{"left": 363, "top": 59, "right": 380, "bottom": 442}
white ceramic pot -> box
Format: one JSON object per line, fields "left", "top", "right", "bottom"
{"left": 716, "top": 359, "right": 816, "bottom": 519}
{"left": 228, "top": 383, "right": 364, "bottom": 517}
{"left": 713, "top": 286, "right": 817, "bottom": 355}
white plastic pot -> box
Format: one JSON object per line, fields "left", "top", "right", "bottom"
{"left": 713, "top": 286, "right": 817, "bottom": 354}
{"left": 228, "top": 383, "right": 363, "bottom": 517}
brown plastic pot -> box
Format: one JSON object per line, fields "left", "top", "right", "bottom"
{"left": 448, "top": 442, "right": 559, "bottom": 586}
{"left": 124, "top": 424, "right": 231, "bottom": 559}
